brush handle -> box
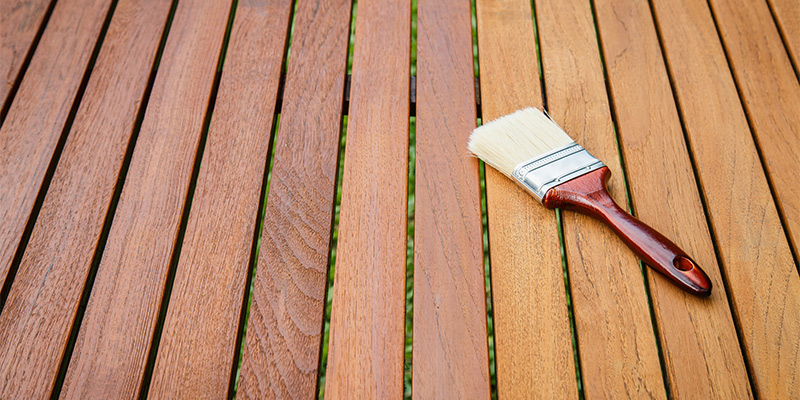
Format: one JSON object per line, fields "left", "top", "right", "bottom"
{"left": 542, "top": 167, "right": 712, "bottom": 296}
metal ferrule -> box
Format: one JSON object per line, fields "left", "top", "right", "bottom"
{"left": 511, "top": 142, "right": 605, "bottom": 201}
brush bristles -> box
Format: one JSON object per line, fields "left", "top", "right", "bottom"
{"left": 468, "top": 107, "right": 574, "bottom": 177}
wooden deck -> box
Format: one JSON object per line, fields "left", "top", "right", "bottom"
{"left": 1, "top": 0, "right": 798, "bottom": 398}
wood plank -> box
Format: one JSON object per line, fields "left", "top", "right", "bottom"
{"left": 0, "top": 0, "right": 172, "bottom": 397}
{"left": 413, "top": 0, "right": 490, "bottom": 398}
{"left": 767, "top": 0, "right": 800, "bottom": 72}
{"left": 163, "top": 0, "right": 344, "bottom": 397}
{"left": 710, "top": 0, "right": 800, "bottom": 258}
{"left": 534, "top": 0, "right": 666, "bottom": 398}
{"left": 0, "top": 0, "right": 112, "bottom": 296}
{"left": 45, "top": 0, "right": 233, "bottom": 398}
{"left": 236, "top": 0, "right": 350, "bottom": 398}
{"left": 323, "top": 0, "right": 409, "bottom": 396}
{"left": 0, "top": 0, "right": 52, "bottom": 109}
{"left": 593, "top": 0, "right": 755, "bottom": 397}
{"left": 87, "top": 1, "right": 287, "bottom": 398}
{"left": 474, "top": 0, "right": 579, "bottom": 398}
{"left": 705, "top": 0, "right": 800, "bottom": 396}
{"left": 649, "top": 0, "right": 799, "bottom": 397}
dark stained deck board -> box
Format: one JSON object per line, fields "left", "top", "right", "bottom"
{"left": 142, "top": 1, "right": 294, "bottom": 398}
{"left": 322, "top": 0, "right": 410, "bottom": 396}
{"left": 767, "top": 0, "right": 800, "bottom": 74}
{"left": 231, "top": 0, "right": 351, "bottom": 397}
{"left": 0, "top": 0, "right": 113, "bottom": 299}
{"left": 534, "top": 0, "right": 667, "bottom": 397}
{"left": 650, "top": 0, "right": 799, "bottom": 397}
{"left": 49, "top": 0, "right": 234, "bottom": 398}
{"left": 474, "top": 0, "right": 579, "bottom": 398}
{"left": 0, "top": 0, "right": 171, "bottom": 398}
{"left": 0, "top": 0, "right": 53, "bottom": 110}
{"left": 412, "top": 0, "right": 490, "bottom": 397}
{"left": 594, "top": 0, "right": 756, "bottom": 397}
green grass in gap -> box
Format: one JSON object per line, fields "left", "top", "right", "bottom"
{"left": 317, "top": 114, "right": 348, "bottom": 399}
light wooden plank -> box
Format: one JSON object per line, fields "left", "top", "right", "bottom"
{"left": 413, "top": 0, "right": 490, "bottom": 398}
{"left": 0, "top": 0, "right": 52, "bottom": 108}
{"left": 0, "top": 0, "right": 171, "bottom": 397}
{"left": 534, "top": 0, "right": 666, "bottom": 397}
{"left": 135, "top": 1, "right": 292, "bottom": 398}
{"left": 767, "top": 0, "right": 800, "bottom": 72}
{"left": 593, "top": 0, "right": 755, "bottom": 397}
{"left": 650, "top": 0, "right": 799, "bottom": 397}
{"left": 0, "top": 0, "right": 112, "bottom": 295}
{"left": 49, "top": 0, "right": 233, "bottom": 398}
{"left": 711, "top": 0, "right": 800, "bottom": 255}
{"left": 212, "top": 0, "right": 347, "bottom": 398}
{"left": 474, "top": 0, "right": 579, "bottom": 398}
{"left": 705, "top": 0, "right": 800, "bottom": 396}
{"left": 323, "top": 0, "right": 410, "bottom": 396}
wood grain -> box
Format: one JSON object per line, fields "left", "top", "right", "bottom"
{"left": 0, "top": 0, "right": 52, "bottom": 108}
{"left": 592, "top": 1, "right": 755, "bottom": 397}
{"left": 709, "top": 0, "right": 800, "bottom": 260}
{"left": 535, "top": 0, "right": 667, "bottom": 397}
{"left": 120, "top": 1, "right": 290, "bottom": 398}
{"left": 323, "top": 0, "right": 409, "bottom": 397}
{"left": 222, "top": 0, "right": 349, "bottom": 398}
{"left": 0, "top": 0, "right": 112, "bottom": 296}
{"left": 474, "top": 0, "right": 578, "bottom": 398}
{"left": 49, "top": 0, "right": 233, "bottom": 398}
{"left": 650, "top": 0, "right": 799, "bottom": 397}
{"left": 413, "top": 0, "right": 490, "bottom": 398}
{"left": 767, "top": 0, "right": 800, "bottom": 73}
{"left": 0, "top": 0, "right": 171, "bottom": 398}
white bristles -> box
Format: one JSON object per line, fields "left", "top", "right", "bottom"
{"left": 468, "top": 107, "right": 574, "bottom": 177}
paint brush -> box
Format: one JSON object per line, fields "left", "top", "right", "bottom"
{"left": 469, "top": 107, "right": 711, "bottom": 296}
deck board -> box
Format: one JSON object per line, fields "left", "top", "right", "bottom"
{"left": 709, "top": 0, "right": 800, "bottom": 261}
{"left": 474, "top": 0, "right": 579, "bottom": 398}
{"left": 707, "top": 0, "right": 800, "bottom": 395}
{"left": 0, "top": 0, "right": 797, "bottom": 397}
{"left": 146, "top": 1, "right": 294, "bottom": 398}
{"left": 0, "top": 0, "right": 52, "bottom": 111}
{"left": 0, "top": 0, "right": 169, "bottom": 397}
{"left": 535, "top": 0, "right": 666, "bottom": 397}
{"left": 413, "top": 0, "right": 490, "bottom": 397}
{"left": 0, "top": 0, "right": 113, "bottom": 299}
{"left": 323, "top": 0, "right": 410, "bottom": 396}
{"left": 236, "top": 0, "right": 350, "bottom": 397}
{"left": 650, "top": 0, "right": 799, "bottom": 397}
{"left": 767, "top": 0, "right": 800, "bottom": 74}
{"left": 51, "top": 0, "right": 234, "bottom": 397}
{"left": 594, "top": 0, "right": 756, "bottom": 397}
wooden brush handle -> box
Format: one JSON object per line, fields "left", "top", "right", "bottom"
{"left": 543, "top": 167, "right": 712, "bottom": 296}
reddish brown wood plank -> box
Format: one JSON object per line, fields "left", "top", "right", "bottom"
{"left": 145, "top": 1, "right": 293, "bottom": 396}
{"left": 767, "top": 0, "right": 800, "bottom": 72}
{"left": 413, "top": 0, "right": 490, "bottom": 398}
{"left": 235, "top": 0, "right": 351, "bottom": 398}
{"left": 650, "top": 0, "right": 799, "bottom": 397}
{"left": 46, "top": 0, "right": 233, "bottom": 398}
{"left": 0, "top": 0, "right": 171, "bottom": 397}
{"left": 474, "top": 0, "right": 578, "bottom": 398}
{"left": 323, "top": 0, "right": 410, "bottom": 396}
{"left": 534, "top": 0, "right": 667, "bottom": 397}
{"left": 594, "top": 0, "right": 755, "bottom": 397}
{"left": 0, "top": 0, "right": 112, "bottom": 294}
{"left": 0, "top": 0, "right": 52, "bottom": 108}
